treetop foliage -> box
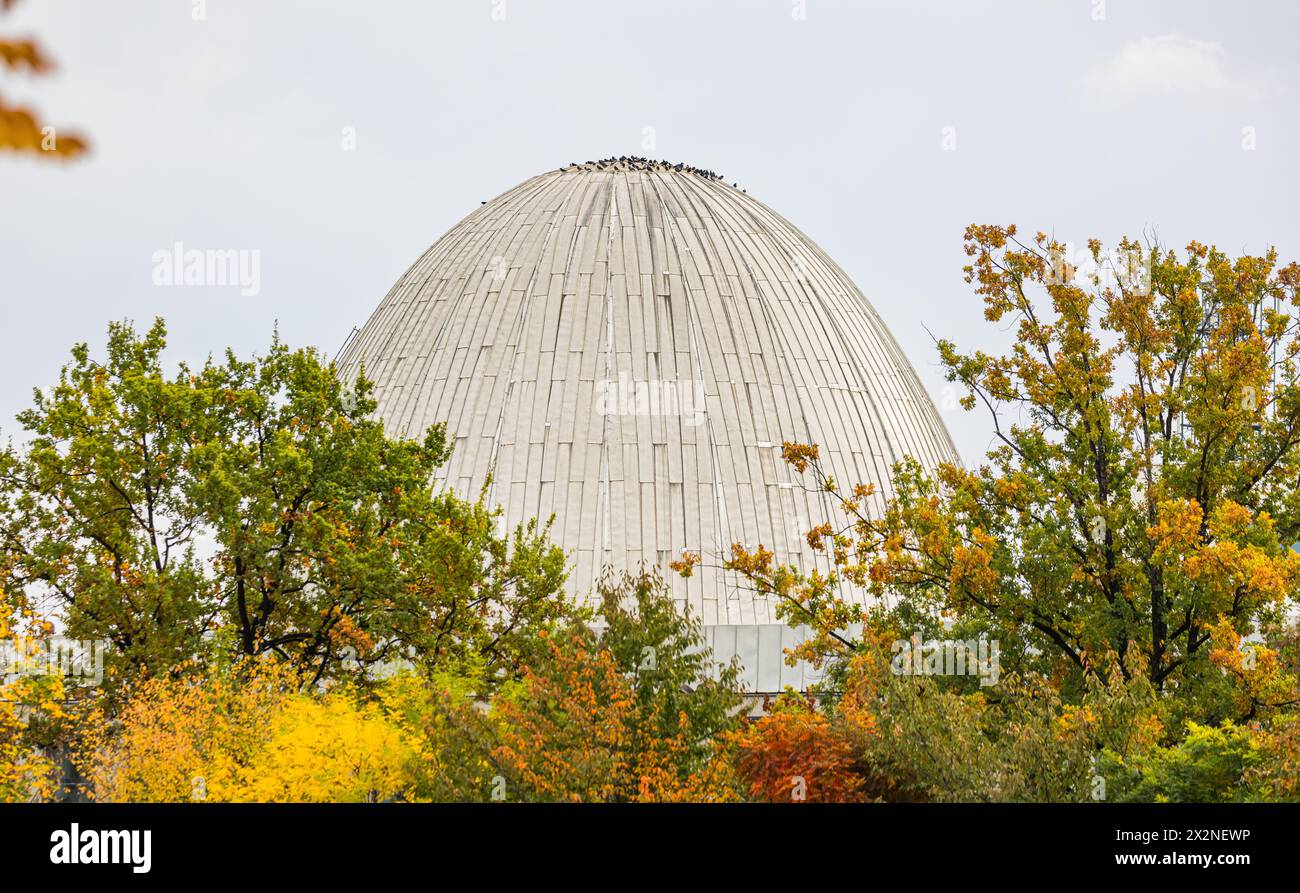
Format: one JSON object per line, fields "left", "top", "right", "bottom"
{"left": 0, "top": 318, "right": 569, "bottom": 691}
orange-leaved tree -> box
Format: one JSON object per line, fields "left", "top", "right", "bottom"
{"left": 727, "top": 694, "right": 873, "bottom": 803}
{"left": 490, "top": 570, "right": 744, "bottom": 802}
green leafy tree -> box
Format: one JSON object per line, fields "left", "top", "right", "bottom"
{"left": 822, "top": 622, "right": 1160, "bottom": 803}
{"left": 377, "top": 667, "right": 502, "bottom": 802}
{"left": 1100, "top": 721, "right": 1263, "bottom": 803}
{"left": 0, "top": 319, "right": 569, "bottom": 688}
{"left": 593, "top": 568, "right": 745, "bottom": 765}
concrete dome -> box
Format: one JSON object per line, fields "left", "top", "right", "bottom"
{"left": 337, "top": 158, "right": 958, "bottom": 635}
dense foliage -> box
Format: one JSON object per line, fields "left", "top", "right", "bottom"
{"left": 4, "top": 226, "right": 1300, "bottom": 802}
{"left": 0, "top": 320, "right": 568, "bottom": 690}
{"left": 686, "top": 228, "right": 1300, "bottom": 802}
{"left": 73, "top": 571, "right": 743, "bottom": 802}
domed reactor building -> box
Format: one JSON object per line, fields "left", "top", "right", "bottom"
{"left": 337, "top": 158, "right": 959, "bottom": 692}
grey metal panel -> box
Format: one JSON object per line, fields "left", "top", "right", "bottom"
{"left": 337, "top": 158, "right": 960, "bottom": 632}
{"left": 735, "top": 625, "right": 759, "bottom": 691}
{"left": 755, "top": 624, "right": 783, "bottom": 693}
{"left": 697, "top": 624, "right": 827, "bottom": 693}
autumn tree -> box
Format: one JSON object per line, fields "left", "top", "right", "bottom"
{"left": 376, "top": 668, "right": 501, "bottom": 802}
{"left": 593, "top": 568, "right": 745, "bottom": 775}
{"left": 0, "top": 0, "right": 87, "bottom": 159}
{"left": 490, "top": 570, "right": 744, "bottom": 802}
{"left": 675, "top": 228, "right": 1300, "bottom": 801}
{"left": 715, "top": 229, "right": 1300, "bottom": 710}
{"left": 0, "top": 601, "right": 64, "bottom": 801}
{"left": 726, "top": 621, "right": 1162, "bottom": 803}
{"left": 727, "top": 694, "right": 873, "bottom": 803}
{"left": 0, "top": 319, "right": 569, "bottom": 689}
{"left": 79, "top": 660, "right": 417, "bottom": 803}
{"left": 836, "top": 622, "right": 1166, "bottom": 802}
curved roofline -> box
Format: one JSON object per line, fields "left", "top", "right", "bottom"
{"left": 559, "top": 156, "right": 725, "bottom": 181}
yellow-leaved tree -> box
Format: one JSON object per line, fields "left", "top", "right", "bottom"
{"left": 0, "top": 603, "right": 65, "bottom": 801}
{"left": 79, "top": 660, "right": 417, "bottom": 803}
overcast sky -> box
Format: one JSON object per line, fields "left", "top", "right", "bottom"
{"left": 2, "top": 0, "right": 1297, "bottom": 465}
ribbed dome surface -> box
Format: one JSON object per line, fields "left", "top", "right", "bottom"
{"left": 338, "top": 159, "right": 959, "bottom": 625}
